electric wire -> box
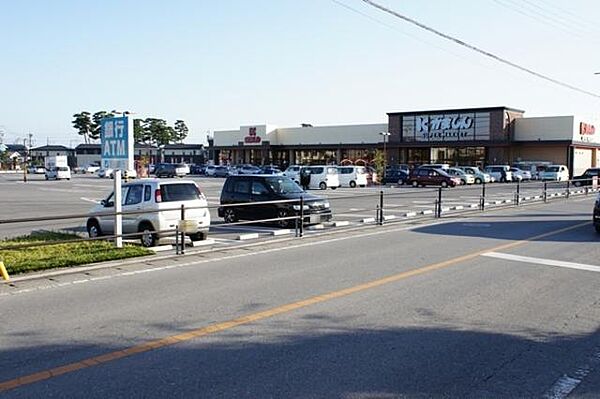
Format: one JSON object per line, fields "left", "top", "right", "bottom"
{"left": 359, "top": 0, "right": 600, "bottom": 99}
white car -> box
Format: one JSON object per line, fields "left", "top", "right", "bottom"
{"left": 97, "top": 168, "right": 114, "bottom": 178}
{"left": 484, "top": 165, "right": 513, "bottom": 182}
{"left": 283, "top": 165, "right": 302, "bottom": 182}
{"left": 205, "top": 165, "right": 216, "bottom": 177}
{"left": 110, "top": 169, "right": 137, "bottom": 179}
{"left": 28, "top": 166, "right": 45, "bottom": 174}
{"left": 45, "top": 166, "right": 71, "bottom": 180}
{"left": 337, "top": 166, "right": 368, "bottom": 188}
{"left": 85, "top": 165, "right": 100, "bottom": 174}
{"left": 447, "top": 167, "right": 475, "bottom": 185}
{"left": 540, "top": 165, "right": 569, "bottom": 181}
{"left": 86, "top": 179, "right": 211, "bottom": 247}
{"left": 302, "top": 165, "right": 340, "bottom": 190}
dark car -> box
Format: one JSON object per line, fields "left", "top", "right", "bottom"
{"left": 573, "top": 168, "right": 600, "bottom": 187}
{"left": 383, "top": 169, "right": 410, "bottom": 185}
{"left": 218, "top": 175, "right": 332, "bottom": 228}
{"left": 408, "top": 168, "right": 461, "bottom": 188}
{"left": 190, "top": 164, "right": 206, "bottom": 175}
{"left": 155, "top": 163, "right": 187, "bottom": 178}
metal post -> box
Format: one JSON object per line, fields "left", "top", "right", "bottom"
{"left": 294, "top": 206, "right": 299, "bottom": 238}
{"left": 543, "top": 182, "right": 548, "bottom": 203}
{"left": 114, "top": 170, "right": 123, "bottom": 248}
{"left": 566, "top": 180, "right": 570, "bottom": 199}
{"left": 379, "top": 190, "right": 384, "bottom": 225}
{"left": 299, "top": 196, "right": 304, "bottom": 237}
{"left": 516, "top": 180, "right": 520, "bottom": 205}
{"left": 175, "top": 225, "right": 180, "bottom": 255}
{"left": 437, "top": 187, "right": 442, "bottom": 218}
{"left": 180, "top": 204, "right": 185, "bottom": 254}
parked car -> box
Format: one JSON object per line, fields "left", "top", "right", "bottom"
{"left": 417, "top": 163, "right": 450, "bottom": 171}
{"left": 97, "top": 168, "right": 114, "bottom": 179}
{"left": 205, "top": 165, "right": 216, "bottom": 177}
{"left": 214, "top": 165, "right": 232, "bottom": 177}
{"left": 260, "top": 166, "right": 283, "bottom": 175}
{"left": 457, "top": 166, "right": 491, "bottom": 184}
{"left": 539, "top": 165, "right": 569, "bottom": 182}
{"left": 337, "top": 166, "right": 368, "bottom": 188}
{"left": 84, "top": 164, "right": 100, "bottom": 174}
{"left": 573, "top": 168, "right": 600, "bottom": 187}
{"left": 446, "top": 167, "right": 475, "bottom": 185}
{"left": 509, "top": 167, "right": 531, "bottom": 181}
{"left": 513, "top": 161, "right": 553, "bottom": 180}
{"left": 408, "top": 168, "right": 460, "bottom": 188}
{"left": 45, "top": 166, "right": 71, "bottom": 180}
{"left": 383, "top": 169, "right": 410, "bottom": 185}
{"left": 593, "top": 193, "right": 600, "bottom": 233}
{"left": 386, "top": 164, "right": 410, "bottom": 174}
{"left": 110, "top": 169, "right": 137, "bottom": 180}
{"left": 236, "top": 164, "right": 262, "bottom": 175}
{"left": 283, "top": 165, "right": 303, "bottom": 182}
{"left": 190, "top": 164, "right": 206, "bottom": 175}
{"left": 155, "top": 163, "right": 188, "bottom": 178}
{"left": 28, "top": 166, "right": 45, "bottom": 174}
{"left": 301, "top": 166, "right": 340, "bottom": 190}
{"left": 218, "top": 175, "right": 332, "bottom": 228}
{"left": 484, "top": 165, "right": 513, "bottom": 182}
{"left": 86, "top": 179, "right": 210, "bottom": 246}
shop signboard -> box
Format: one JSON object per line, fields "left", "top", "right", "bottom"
{"left": 579, "top": 122, "right": 596, "bottom": 143}
{"left": 100, "top": 116, "right": 134, "bottom": 170}
{"left": 243, "top": 127, "right": 262, "bottom": 145}
{"left": 402, "top": 112, "right": 491, "bottom": 142}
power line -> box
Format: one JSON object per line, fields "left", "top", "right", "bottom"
{"left": 532, "top": 0, "right": 600, "bottom": 33}
{"left": 359, "top": 0, "right": 600, "bottom": 99}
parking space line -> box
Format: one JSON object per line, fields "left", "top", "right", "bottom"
{"left": 481, "top": 252, "right": 600, "bottom": 273}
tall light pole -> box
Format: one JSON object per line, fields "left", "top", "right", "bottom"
{"left": 379, "top": 131, "right": 391, "bottom": 180}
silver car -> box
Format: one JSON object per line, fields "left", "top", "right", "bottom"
{"left": 86, "top": 179, "right": 211, "bottom": 247}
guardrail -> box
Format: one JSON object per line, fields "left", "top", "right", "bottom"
{"left": 0, "top": 178, "right": 597, "bottom": 256}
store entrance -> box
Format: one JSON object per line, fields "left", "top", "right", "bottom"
{"left": 430, "top": 147, "right": 486, "bottom": 167}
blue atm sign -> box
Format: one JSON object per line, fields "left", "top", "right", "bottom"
{"left": 101, "top": 117, "right": 129, "bottom": 159}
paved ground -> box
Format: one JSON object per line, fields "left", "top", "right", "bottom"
{"left": 0, "top": 172, "right": 584, "bottom": 245}
{"left": 1, "top": 198, "right": 600, "bottom": 397}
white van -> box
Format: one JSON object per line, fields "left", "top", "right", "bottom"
{"left": 540, "top": 165, "right": 569, "bottom": 181}
{"left": 337, "top": 166, "right": 368, "bottom": 188}
{"left": 283, "top": 165, "right": 302, "bottom": 183}
{"left": 45, "top": 166, "right": 71, "bottom": 180}
{"left": 304, "top": 166, "right": 340, "bottom": 190}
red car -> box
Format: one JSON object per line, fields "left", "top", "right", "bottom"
{"left": 408, "top": 168, "right": 460, "bottom": 188}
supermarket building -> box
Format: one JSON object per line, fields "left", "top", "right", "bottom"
{"left": 211, "top": 106, "right": 600, "bottom": 175}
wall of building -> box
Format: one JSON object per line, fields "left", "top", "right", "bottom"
{"left": 573, "top": 148, "right": 593, "bottom": 176}
{"left": 276, "top": 124, "right": 387, "bottom": 146}
{"left": 514, "top": 116, "right": 574, "bottom": 141}
{"left": 512, "top": 144, "right": 568, "bottom": 165}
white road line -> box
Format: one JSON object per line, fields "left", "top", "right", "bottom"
{"left": 482, "top": 252, "right": 600, "bottom": 273}
{"left": 80, "top": 197, "right": 100, "bottom": 204}
{"left": 543, "top": 348, "right": 600, "bottom": 399}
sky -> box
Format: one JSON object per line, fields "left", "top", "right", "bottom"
{"left": 2, "top": 0, "right": 600, "bottom": 147}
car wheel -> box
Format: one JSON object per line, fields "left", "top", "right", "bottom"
{"left": 461, "top": 180, "right": 466, "bottom": 185}
{"left": 441, "top": 181, "right": 448, "bottom": 188}
{"left": 87, "top": 220, "right": 102, "bottom": 238}
{"left": 475, "top": 177, "right": 482, "bottom": 184}
{"left": 189, "top": 232, "right": 206, "bottom": 241}
{"left": 574, "top": 181, "right": 581, "bottom": 187}
{"left": 223, "top": 208, "right": 238, "bottom": 223}
{"left": 349, "top": 180, "right": 357, "bottom": 188}
{"left": 412, "top": 180, "right": 418, "bottom": 188}
{"left": 277, "top": 208, "right": 292, "bottom": 228}
{"left": 319, "top": 182, "right": 327, "bottom": 190}
{"left": 139, "top": 223, "right": 158, "bottom": 247}
{"left": 398, "top": 178, "right": 405, "bottom": 186}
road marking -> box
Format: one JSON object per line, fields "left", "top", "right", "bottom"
{"left": 0, "top": 220, "right": 589, "bottom": 392}
{"left": 80, "top": 197, "right": 100, "bottom": 204}
{"left": 482, "top": 252, "right": 600, "bottom": 273}
{"left": 543, "top": 348, "right": 600, "bottom": 399}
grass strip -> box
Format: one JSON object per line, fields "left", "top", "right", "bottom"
{"left": 0, "top": 231, "right": 152, "bottom": 275}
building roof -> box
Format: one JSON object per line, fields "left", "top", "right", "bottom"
{"left": 164, "top": 143, "right": 204, "bottom": 149}
{"left": 387, "top": 106, "right": 526, "bottom": 116}
{"left": 6, "top": 144, "right": 27, "bottom": 152}
{"left": 75, "top": 144, "right": 99, "bottom": 150}
{"left": 31, "top": 145, "right": 74, "bottom": 151}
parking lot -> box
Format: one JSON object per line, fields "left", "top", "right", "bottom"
{"left": 0, "top": 172, "right": 588, "bottom": 247}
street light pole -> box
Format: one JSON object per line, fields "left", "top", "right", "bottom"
{"left": 379, "top": 131, "right": 391, "bottom": 181}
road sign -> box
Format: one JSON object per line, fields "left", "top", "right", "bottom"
{"left": 101, "top": 116, "right": 134, "bottom": 171}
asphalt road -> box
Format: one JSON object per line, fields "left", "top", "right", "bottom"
{"left": 0, "top": 172, "right": 581, "bottom": 242}
{"left": 1, "top": 198, "right": 600, "bottom": 397}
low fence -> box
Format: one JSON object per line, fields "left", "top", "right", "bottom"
{"left": 0, "top": 178, "right": 598, "bottom": 256}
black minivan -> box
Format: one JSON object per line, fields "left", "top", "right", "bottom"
{"left": 218, "top": 175, "right": 332, "bottom": 227}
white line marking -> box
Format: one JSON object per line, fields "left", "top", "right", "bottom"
{"left": 543, "top": 348, "right": 600, "bottom": 399}
{"left": 80, "top": 197, "right": 100, "bottom": 204}
{"left": 482, "top": 252, "right": 600, "bottom": 273}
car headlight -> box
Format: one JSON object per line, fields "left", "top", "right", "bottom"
{"left": 292, "top": 205, "right": 310, "bottom": 211}
{"left": 323, "top": 202, "right": 330, "bottom": 208}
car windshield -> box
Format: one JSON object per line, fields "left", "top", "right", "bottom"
{"left": 265, "top": 177, "right": 304, "bottom": 194}
{"left": 547, "top": 166, "right": 560, "bottom": 172}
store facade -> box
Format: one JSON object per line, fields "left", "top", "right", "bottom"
{"left": 211, "top": 106, "right": 600, "bottom": 176}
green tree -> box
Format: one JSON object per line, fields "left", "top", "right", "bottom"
{"left": 144, "top": 118, "right": 175, "bottom": 146}
{"left": 372, "top": 150, "right": 386, "bottom": 184}
{"left": 72, "top": 112, "right": 93, "bottom": 144}
{"left": 173, "top": 120, "right": 189, "bottom": 143}
{"left": 91, "top": 111, "right": 115, "bottom": 141}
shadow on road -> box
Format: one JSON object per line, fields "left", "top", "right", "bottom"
{"left": 2, "top": 324, "right": 600, "bottom": 397}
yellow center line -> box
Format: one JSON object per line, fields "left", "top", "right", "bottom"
{"left": 0, "top": 220, "right": 589, "bottom": 392}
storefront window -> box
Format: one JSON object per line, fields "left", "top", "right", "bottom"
{"left": 340, "top": 149, "right": 375, "bottom": 165}
{"left": 430, "top": 147, "right": 486, "bottom": 166}
{"left": 294, "top": 149, "right": 337, "bottom": 165}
